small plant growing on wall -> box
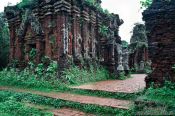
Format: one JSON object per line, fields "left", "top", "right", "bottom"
{"left": 85, "top": 0, "right": 96, "bottom": 7}
{"left": 140, "top": 0, "right": 152, "bottom": 8}
{"left": 99, "top": 25, "right": 109, "bottom": 37}
{"left": 29, "top": 48, "right": 37, "bottom": 60}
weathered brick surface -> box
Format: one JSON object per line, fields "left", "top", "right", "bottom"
{"left": 52, "top": 108, "right": 94, "bottom": 116}
{"left": 4, "top": 0, "right": 123, "bottom": 74}
{"left": 143, "top": 0, "right": 175, "bottom": 87}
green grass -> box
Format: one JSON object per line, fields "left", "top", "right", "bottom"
{"left": 135, "top": 81, "right": 175, "bottom": 115}
{"left": 0, "top": 65, "right": 111, "bottom": 90}
{"left": 62, "top": 88, "right": 143, "bottom": 100}
{"left": 139, "top": 82, "right": 175, "bottom": 107}
{"left": 61, "top": 65, "right": 112, "bottom": 85}
{"left": 0, "top": 90, "right": 133, "bottom": 116}
{"left": 0, "top": 91, "right": 52, "bottom": 116}
{"left": 0, "top": 65, "right": 141, "bottom": 101}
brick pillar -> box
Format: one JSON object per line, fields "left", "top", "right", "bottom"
{"left": 45, "top": 15, "right": 52, "bottom": 58}
{"left": 15, "top": 37, "right": 24, "bottom": 67}
{"left": 90, "top": 10, "right": 96, "bottom": 59}
{"left": 55, "top": 0, "right": 71, "bottom": 77}
{"left": 9, "top": 25, "right": 16, "bottom": 62}
{"left": 82, "top": 6, "right": 90, "bottom": 59}
{"left": 143, "top": 0, "right": 175, "bottom": 87}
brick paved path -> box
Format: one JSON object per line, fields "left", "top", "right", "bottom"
{"left": 0, "top": 74, "right": 146, "bottom": 115}
{"left": 0, "top": 87, "right": 132, "bottom": 109}
{"left": 71, "top": 74, "right": 146, "bottom": 93}
{"left": 52, "top": 108, "right": 94, "bottom": 116}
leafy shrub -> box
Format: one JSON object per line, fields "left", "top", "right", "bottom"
{"left": 17, "top": 0, "right": 39, "bottom": 9}
{"left": 99, "top": 25, "right": 109, "bottom": 37}
{"left": 118, "top": 72, "right": 127, "bottom": 80}
{"left": 62, "top": 65, "right": 111, "bottom": 85}
{"left": 136, "top": 81, "right": 175, "bottom": 115}
{"left": 140, "top": 0, "right": 152, "bottom": 8}
{"left": 85, "top": 0, "right": 96, "bottom": 7}
{"left": 141, "top": 81, "right": 175, "bottom": 107}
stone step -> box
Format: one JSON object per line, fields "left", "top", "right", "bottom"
{"left": 25, "top": 103, "right": 94, "bottom": 116}
{"left": 0, "top": 86, "right": 133, "bottom": 110}
{"left": 71, "top": 74, "right": 146, "bottom": 93}
{"left": 51, "top": 108, "right": 95, "bottom": 116}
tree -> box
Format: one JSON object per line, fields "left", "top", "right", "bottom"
{"left": 121, "top": 40, "right": 129, "bottom": 48}
{"left": 17, "top": 0, "right": 39, "bottom": 9}
{"left": 140, "top": 0, "right": 152, "bottom": 8}
{"left": 129, "top": 23, "right": 148, "bottom": 52}
{"left": 130, "top": 23, "right": 147, "bottom": 44}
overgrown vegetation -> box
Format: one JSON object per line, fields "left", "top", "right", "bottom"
{"left": 142, "top": 81, "right": 175, "bottom": 106}
{"left": 0, "top": 65, "right": 111, "bottom": 90}
{"left": 140, "top": 0, "right": 152, "bottom": 8}
{"left": 99, "top": 25, "right": 109, "bottom": 37}
{"left": 17, "top": 0, "right": 39, "bottom": 9}
{"left": 128, "top": 23, "right": 150, "bottom": 74}
{"left": 136, "top": 81, "right": 175, "bottom": 115}
{"left": 0, "top": 99, "right": 52, "bottom": 116}
{"left": 84, "top": 0, "right": 111, "bottom": 16}
{"left": 121, "top": 40, "right": 129, "bottom": 48}
{"left": 62, "top": 65, "right": 110, "bottom": 85}
{"left": 0, "top": 47, "right": 111, "bottom": 91}
{"left": 0, "top": 91, "right": 133, "bottom": 115}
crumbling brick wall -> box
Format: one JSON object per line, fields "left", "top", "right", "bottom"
{"left": 5, "top": 0, "right": 123, "bottom": 75}
{"left": 143, "top": 0, "right": 175, "bottom": 87}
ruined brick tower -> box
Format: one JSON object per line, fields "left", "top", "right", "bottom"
{"left": 143, "top": 0, "right": 175, "bottom": 87}
{"left": 5, "top": 0, "right": 124, "bottom": 75}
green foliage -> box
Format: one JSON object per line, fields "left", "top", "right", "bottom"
{"left": 0, "top": 54, "right": 110, "bottom": 91}
{"left": 95, "top": 3, "right": 104, "bottom": 13}
{"left": 0, "top": 91, "right": 52, "bottom": 116}
{"left": 67, "top": 88, "right": 142, "bottom": 100}
{"left": 118, "top": 72, "right": 127, "bottom": 80}
{"left": 84, "top": 0, "right": 96, "bottom": 7}
{"left": 136, "top": 81, "right": 175, "bottom": 115}
{"left": 140, "top": 0, "right": 152, "bottom": 8}
{"left": 99, "top": 25, "right": 109, "bottom": 37}
{"left": 139, "top": 81, "right": 175, "bottom": 107}
{"left": 0, "top": 100, "right": 52, "bottom": 116}
{"left": 103, "top": 9, "right": 110, "bottom": 16}
{"left": 17, "top": 0, "right": 39, "bottom": 9}
{"left": 130, "top": 23, "right": 147, "bottom": 44}
{"left": 0, "top": 91, "right": 133, "bottom": 115}
{"left": 129, "top": 23, "right": 148, "bottom": 53}
{"left": 144, "top": 63, "right": 152, "bottom": 74}
{"left": 121, "top": 40, "right": 129, "bottom": 48}
{"left": 84, "top": 0, "right": 111, "bottom": 16}
{"left": 0, "top": 59, "right": 63, "bottom": 90}
{"left": 29, "top": 48, "right": 37, "bottom": 61}
{"left": 62, "top": 65, "right": 110, "bottom": 85}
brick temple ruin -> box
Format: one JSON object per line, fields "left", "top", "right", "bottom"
{"left": 129, "top": 24, "right": 149, "bottom": 73}
{"left": 143, "top": 0, "right": 175, "bottom": 87}
{"left": 4, "top": 0, "right": 129, "bottom": 76}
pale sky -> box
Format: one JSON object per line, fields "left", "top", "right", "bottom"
{"left": 0, "top": 0, "right": 143, "bottom": 42}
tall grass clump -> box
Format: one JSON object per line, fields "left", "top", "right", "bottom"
{"left": 62, "top": 65, "right": 111, "bottom": 85}
{"left": 0, "top": 55, "right": 67, "bottom": 90}
{"left": 143, "top": 81, "right": 175, "bottom": 106}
